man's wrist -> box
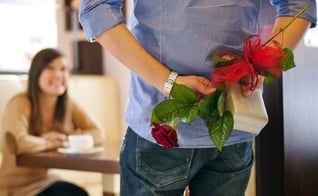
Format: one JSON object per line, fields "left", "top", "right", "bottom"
{"left": 163, "top": 71, "right": 179, "bottom": 97}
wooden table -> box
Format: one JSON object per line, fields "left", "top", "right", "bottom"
{"left": 16, "top": 141, "right": 121, "bottom": 174}
{"left": 15, "top": 141, "right": 191, "bottom": 196}
{"left": 16, "top": 141, "right": 121, "bottom": 195}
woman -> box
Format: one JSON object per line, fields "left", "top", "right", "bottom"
{"left": 0, "top": 48, "right": 104, "bottom": 196}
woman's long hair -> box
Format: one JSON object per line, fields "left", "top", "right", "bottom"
{"left": 27, "top": 48, "right": 68, "bottom": 136}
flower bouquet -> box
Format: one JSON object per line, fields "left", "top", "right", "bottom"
{"left": 151, "top": 4, "right": 310, "bottom": 151}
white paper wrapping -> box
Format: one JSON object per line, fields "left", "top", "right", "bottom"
{"left": 226, "top": 85, "right": 268, "bottom": 134}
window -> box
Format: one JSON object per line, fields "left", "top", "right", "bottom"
{"left": 304, "top": 1, "right": 318, "bottom": 48}
{"left": 304, "top": 27, "right": 318, "bottom": 48}
{"left": 0, "top": 0, "right": 57, "bottom": 73}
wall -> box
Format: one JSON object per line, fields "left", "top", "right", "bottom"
{"left": 283, "top": 35, "right": 318, "bottom": 196}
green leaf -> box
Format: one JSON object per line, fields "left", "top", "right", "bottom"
{"left": 282, "top": 48, "right": 296, "bottom": 71}
{"left": 178, "top": 105, "right": 199, "bottom": 125}
{"left": 263, "top": 75, "right": 276, "bottom": 84}
{"left": 208, "top": 111, "right": 234, "bottom": 151}
{"left": 205, "top": 110, "right": 221, "bottom": 126}
{"left": 151, "top": 100, "right": 181, "bottom": 124}
{"left": 217, "top": 92, "right": 225, "bottom": 117}
{"left": 198, "top": 91, "right": 221, "bottom": 121}
{"left": 151, "top": 99, "right": 199, "bottom": 125}
{"left": 211, "top": 54, "right": 234, "bottom": 63}
{"left": 171, "top": 83, "right": 197, "bottom": 104}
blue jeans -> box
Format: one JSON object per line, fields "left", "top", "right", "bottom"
{"left": 120, "top": 127, "right": 253, "bottom": 196}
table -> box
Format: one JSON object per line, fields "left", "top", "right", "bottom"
{"left": 16, "top": 141, "right": 121, "bottom": 174}
{"left": 16, "top": 141, "right": 121, "bottom": 195}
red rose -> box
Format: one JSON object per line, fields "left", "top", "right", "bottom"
{"left": 151, "top": 123, "right": 179, "bottom": 148}
{"left": 252, "top": 46, "right": 285, "bottom": 77}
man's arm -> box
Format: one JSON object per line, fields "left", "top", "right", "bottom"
{"left": 240, "top": 16, "right": 311, "bottom": 96}
{"left": 96, "top": 23, "right": 170, "bottom": 92}
{"left": 270, "top": 17, "right": 311, "bottom": 49}
{"left": 96, "top": 23, "right": 215, "bottom": 96}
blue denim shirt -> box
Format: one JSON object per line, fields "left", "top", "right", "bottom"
{"left": 79, "top": 0, "right": 316, "bottom": 148}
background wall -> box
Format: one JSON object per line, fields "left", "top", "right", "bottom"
{"left": 282, "top": 34, "right": 318, "bottom": 196}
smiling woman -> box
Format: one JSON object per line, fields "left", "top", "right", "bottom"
{"left": 0, "top": 0, "right": 57, "bottom": 73}
{"left": 0, "top": 48, "right": 104, "bottom": 196}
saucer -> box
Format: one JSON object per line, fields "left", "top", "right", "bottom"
{"left": 57, "top": 146, "right": 104, "bottom": 155}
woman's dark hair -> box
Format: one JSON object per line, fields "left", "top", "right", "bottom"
{"left": 27, "top": 48, "right": 68, "bottom": 135}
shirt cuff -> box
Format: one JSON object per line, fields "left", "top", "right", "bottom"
{"left": 79, "top": 2, "right": 126, "bottom": 41}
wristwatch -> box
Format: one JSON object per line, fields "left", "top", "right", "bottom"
{"left": 163, "top": 71, "right": 179, "bottom": 97}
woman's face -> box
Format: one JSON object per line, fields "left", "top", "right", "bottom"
{"left": 38, "top": 57, "right": 69, "bottom": 97}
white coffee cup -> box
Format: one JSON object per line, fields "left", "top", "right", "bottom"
{"left": 68, "top": 134, "right": 94, "bottom": 151}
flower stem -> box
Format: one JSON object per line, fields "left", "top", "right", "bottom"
{"left": 263, "top": 3, "right": 311, "bottom": 46}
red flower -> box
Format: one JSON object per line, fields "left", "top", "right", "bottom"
{"left": 151, "top": 123, "right": 179, "bottom": 148}
{"left": 211, "top": 59, "right": 253, "bottom": 89}
{"left": 211, "top": 35, "right": 286, "bottom": 90}
{"left": 252, "top": 46, "right": 285, "bottom": 77}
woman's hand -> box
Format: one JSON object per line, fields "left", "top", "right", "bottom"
{"left": 42, "top": 131, "right": 67, "bottom": 149}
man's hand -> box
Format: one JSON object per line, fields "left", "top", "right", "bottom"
{"left": 240, "top": 75, "right": 264, "bottom": 96}
{"left": 175, "top": 75, "right": 216, "bottom": 97}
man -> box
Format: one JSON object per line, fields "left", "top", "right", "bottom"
{"left": 79, "top": 1, "right": 316, "bottom": 195}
